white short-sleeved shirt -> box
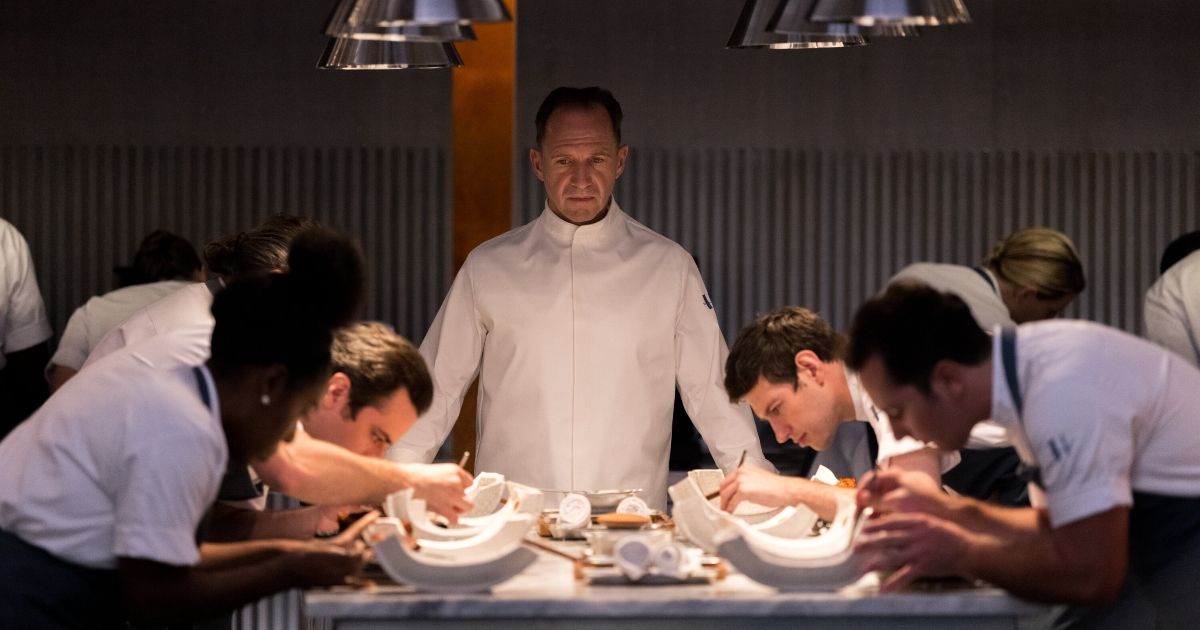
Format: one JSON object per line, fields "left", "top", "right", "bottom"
{"left": 991, "top": 321, "right": 1200, "bottom": 528}
{"left": 0, "top": 331, "right": 226, "bottom": 569}
{"left": 888, "top": 263, "right": 1012, "bottom": 449}
{"left": 810, "top": 368, "right": 960, "bottom": 480}
{"left": 0, "top": 219, "right": 52, "bottom": 369}
{"left": 82, "top": 280, "right": 215, "bottom": 370}
{"left": 50, "top": 280, "right": 198, "bottom": 371}
{"left": 1144, "top": 249, "right": 1200, "bottom": 368}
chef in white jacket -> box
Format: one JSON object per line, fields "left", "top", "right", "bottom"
{"left": 391, "top": 86, "right": 770, "bottom": 508}
{"left": 1143, "top": 230, "right": 1200, "bottom": 367}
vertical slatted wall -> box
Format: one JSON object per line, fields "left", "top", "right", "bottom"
{"left": 0, "top": 145, "right": 451, "bottom": 344}
{"left": 0, "top": 144, "right": 449, "bottom": 630}
{"left": 521, "top": 149, "right": 1200, "bottom": 336}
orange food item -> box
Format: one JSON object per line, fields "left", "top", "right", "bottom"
{"left": 836, "top": 477, "right": 857, "bottom": 489}
{"left": 596, "top": 512, "right": 651, "bottom": 528}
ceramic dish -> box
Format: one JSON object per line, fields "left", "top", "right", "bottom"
{"left": 370, "top": 533, "right": 537, "bottom": 593}
{"left": 365, "top": 515, "right": 534, "bottom": 563}
{"left": 713, "top": 502, "right": 870, "bottom": 592}
{"left": 668, "top": 469, "right": 819, "bottom": 553}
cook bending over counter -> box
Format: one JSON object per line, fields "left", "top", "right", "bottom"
{"left": 849, "top": 283, "right": 1200, "bottom": 628}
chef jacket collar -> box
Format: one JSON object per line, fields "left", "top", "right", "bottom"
{"left": 538, "top": 197, "right": 625, "bottom": 246}
{"left": 844, "top": 365, "right": 874, "bottom": 422}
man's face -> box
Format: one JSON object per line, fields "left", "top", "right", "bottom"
{"left": 530, "top": 105, "right": 628, "bottom": 225}
{"left": 342, "top": 388, "right": 417, "bottom": 458}
{"left": 305, "top": 377, "right": 418, "bottom": 458}
{"left": 857, "top": 355, "right": 973, "bottom": 450}
{"left": 743, "top": 373, "right": 841, "bottom": 451}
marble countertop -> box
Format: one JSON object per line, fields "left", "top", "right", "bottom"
{"left": 305, "top": 537, "right": 1046, "bottom": 621}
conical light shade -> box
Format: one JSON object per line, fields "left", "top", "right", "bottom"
{"left": 326, "top": 19, "right": 477, "bottom": 42}
{"left": 809, "top": 0, "right": 970, "bottom": 26}
{"left": 769, "top": 0, "right": 919, "bottom": 37}
{"left": 728, "top": 0, "right": 867, "bottom": 49}
{"left": 328, "top": 0, "right": 510, "bottom": 29}
{"left": 317, "top": 39, "right": 463, "bottom": 69}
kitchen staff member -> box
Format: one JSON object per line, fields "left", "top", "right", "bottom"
{"left": 1144, "top": 230, "right": 1200, "bottom": 367}
{"left": 392, "top": 86, "right": 769, "bottom": 508}
{"left": 847, "top": 283, "right": 1200, "bottom": 628}
{"left": 719, "top": 307, "right": 958, "bottom": 521}
{"left": 207, "top": 322, "right": 435, "bottom": 541}
{"left": 82, "top": 216, "right": 472, "bottom": 520}
{"left": 0, "top": 228, "right": 370, "bottom": 628}
{"left": 0, "top": 217, "right": 52, "bottom": 438}
{"left": 884, "top": 226, "right": 1085, "bottom": 503}
{"left": 48, "top": 229, "right": 205, "bottom": 392}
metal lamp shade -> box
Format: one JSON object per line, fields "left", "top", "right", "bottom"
{"left": 325, "top": 20, "right": 477, "bottom": 42}
{"left": 769, "top": 0, "right": 919, "bottom": 37}
{"left": 317, "top": 39, "right": 463, "bottom": 69}
{"left": 809, "top": 0, "right": 970, "bottom": 27}
{"left": 728, "top": 0, "right": 867, "bottom": 49}
{"left": 328, "top": 0, "right": 510, "bottom": 29}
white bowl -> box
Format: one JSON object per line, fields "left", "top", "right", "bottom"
{"left": 371, "top": 534, "right": 537, "bottom": 593}
{"left": 667, "top": 469, "right": 819, "bottom": 553}
{"left": 463, "top": 472, "right": 506, "bottom": 518}
{"left": 714, "top": 502, "right": 869, "bottom": 592}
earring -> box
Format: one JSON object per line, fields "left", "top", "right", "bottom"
{"left": 260, "top": 394, "right": 271, "bottom": 407}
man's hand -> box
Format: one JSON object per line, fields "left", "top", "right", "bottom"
{"left": 406, "top": 463, "right": 473, "bottom": 524}
{"left": 719, "top": 465, "right": 801, "bottom": 511}
{"left": 857, "top": 469, "right": 953, "bottom": 519}
{"left": 855, "top": 512, "right": 979, "bottom": 592}
{"left": 328, "top": 511, "right": 380, "bottom": 549}
{"left": 285, "top": 539, "right": 371, "bottom": 588}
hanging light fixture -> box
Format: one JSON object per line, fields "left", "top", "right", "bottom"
{"left": 326, "top": 20, "right": 477, "bottom": 42}
{"left": 317, "top": 39, "right": 463, "bottom": 70}
{"left": 769, "top": 0, "right": 919, "bottom": 38}
{"left": 328, "top": 0, "right": 510, "bottom": 30}
{"left": 728, "top": 0, "right": 867, "bottom": 49}
{"left": 808, "top": 0, "right": 970, "bottom": 27}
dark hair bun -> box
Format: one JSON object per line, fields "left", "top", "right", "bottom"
{"left": 209, "top": 227, "right": 366, "bottom": 383}
{"left": 283, "top": 227, "right": 365, "bottom": 330}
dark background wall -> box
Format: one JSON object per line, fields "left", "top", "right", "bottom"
{"left": 1, "top": 0, "right": 454, "bottom": 342}
{"left": 517, "top": 0, "right": 1200, "bottom": 335}
{"left": 4, "top": 0, "right": 1200, "bottom": 349}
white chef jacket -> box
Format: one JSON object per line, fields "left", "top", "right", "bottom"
{"left": 990, "top": 321, "right": 1200, "bottom": 527}
{"left": 50, "top": 279, "right": 197, "bottom": 371}
{"left": 82, "top": 280, "right": 215, "bottom": 370}
{"left": 391, "top": 201, "right": 770, "bottom": 508}
{"left": 812, "top": 367, "right": 960, "bottom": 479}
{"left": 1144, "top": 249, "right": 1200, "bottom": 368}
{"left": 887, "top": 262, "right": 1012, "bottom": 449}
{"left": 0, "top": 331, "right": 226, "bottom": 569}
{"left": 0, "top": 218, "right": 52, "bottom": 369}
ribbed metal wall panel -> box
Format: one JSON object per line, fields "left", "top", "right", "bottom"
{"left": 0, "top": 145, "right": 451, "bottom": 344}
{"left": 520, "top": 149, "right": 1200, "bottom": 336}
{"left": 1, "top": 144, "right": 449, "bottom": 630}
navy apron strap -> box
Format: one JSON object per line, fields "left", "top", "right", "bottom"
{"left": 1001, "top": 327, "right": 1043, "bottom": 490}
{"left": 192, "top": 366, "right": 212, "bottom": 411}
{"left": 1000, "top": 327, "right": 1023, "bottom": 414}
{"left": 973, "top": 265, "right": 999, "bottom": 295}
